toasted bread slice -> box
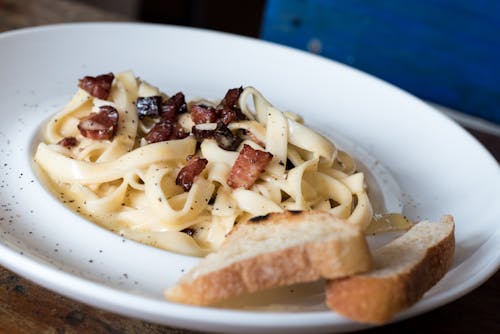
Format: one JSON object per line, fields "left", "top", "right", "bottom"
{"left": 326, "top": 215, "right": 455, "bottom": 324}
{"left": 164, "top": 210, "right": 372, "bottom": 306}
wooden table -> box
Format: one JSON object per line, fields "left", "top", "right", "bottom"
{"left": 0, "top": 0, "right": 498, "bottom": 333}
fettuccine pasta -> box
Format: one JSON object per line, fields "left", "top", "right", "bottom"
{"left": 34, "top": 71, "right": 377, "bottom": 256}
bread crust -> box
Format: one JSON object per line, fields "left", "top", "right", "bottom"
{"left": 325, "top": 215, "right": 455, "bottom": 324}
{"left": 165, "top": 211, "right": 372, "bottom": 305}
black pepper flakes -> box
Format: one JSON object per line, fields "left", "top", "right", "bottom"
{"left": 181, "top": 228, "right": 195, "bottom": 237}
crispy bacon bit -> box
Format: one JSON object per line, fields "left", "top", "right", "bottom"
{"left": 192, "top": 122, "right": 242, "bottom": 151}
{"left": 162, "top": 92, "right": 187, "bottom": 122}
{"left": 181, "top": 228, "right": 195, "bottom": 236}
{"left": 144, "top": 121, "right": 188, "bottom": 143}
{"left": 172, "top": 123, "right": 189, "bottom": 140}
{"left": 189, "top": 88, "right": 245, "bottom": 126}
{"left": 57, "top": 137, "right": 78, "bottom": 147}
{"left": 136, "top": 96, "right": 162, "bottom": 119}
{"left": 216, "top": 87, "right": 247, "bottom": 125}
{"left": 191, "top": 125, "right": 215, "bottom": 142}
{"left": 78, "top": 73, "right": 114, "bottom": 100}
{"left": 216, "top": 108, "right": 238, "bottom": 125}
{"left": 219, "top": 87, "right": 243, "bottom": 109}
{"left": 216, "top": 108, "right": 248, "bottom": 125}
{"left": 77, "top": 106, "right": 119, "bottom": 140}
{"left": 176, "top": 156, "right": 208, "bottom": 191}
{"left": 227, "top": 144, "right": 273, "bottom": 189}
{"left": 213, "top": 123, "right": 242, "bottom": 151}
{"left": 190, "top": 104, "right": 217, "bottom": 124}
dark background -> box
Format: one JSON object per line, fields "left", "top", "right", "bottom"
{"left": 73, "top": 0, "right": 266, "bottom": 37}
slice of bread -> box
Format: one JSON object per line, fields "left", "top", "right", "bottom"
{"left": 326, "top": 215, "right": 455, "bottom": 324}
{"left": 164, "top": 210, "right": 372, "bottom": 306}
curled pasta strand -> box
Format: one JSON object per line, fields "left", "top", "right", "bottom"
{"left": 334, "top": 150, "right": 357, "bottom": 174}
{"left": 285, "top": 158, "right": 319, "bottom": 207}
{"left": 204, "top": 215, "right": 237, "bottom": 250}
{"left": 228, "top": 121, "right": 266, "bottom": 145}
{"left": 206, "top": 162, "right": 231, "bottom": 188}
{"left": 240, "top": 87, "right": 336, "bottom": 164}
{"left": 212, "top": 187, "right": 238, "bottom": 217}
{"left": 102, "top": 74, "right": 139, "bottom": 159}
{"left": 45, "top": 90, "right": 92, "bottom": 143}
{"left": 346, "top": 191, "right": 373, "bottom": 230}
{"left": 76, "top": 141, "right": 110, "bottom": 162}
{"left": 35, "top": 137, "right": 196, "bottom": 184}
{"left": 35, "top": 72, "right": 379, "bottom": 256}
{"left": 232, "top": 189, "right": 283, "bottom": 216}
{"left": 85, "top": 178, "right": 129, "bottom": 215}
{"left": 144, "top": 165, "right": 215, "bottom": 225}
{"left": 121, "top": 229, "right": 209, "bottom": 256}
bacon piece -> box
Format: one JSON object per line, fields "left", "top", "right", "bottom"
{"left": 227, "top": 144, "right": 273, "bottom": 189}
{"left": 192, "top": 122, "right": 242, "bottom": 151}
{"left": 190, "top": 104, "right": 217, "bottom": 124}
{"left": 136, "top": 96, "right": 162, "bottom": 119}
{"left": 176, "top": 156, "right": 208, "bottom": 191}
{"left": 216, "top": 108, "right": 238, "bottom": 125}
{"left": 78, "top": 73, "right": 114, "bottom": 100}
{"left": 189, "top": 88, "right": 245, "bottom": 126}
{"left": 77, "top": 106, "right": 119, "bottom": 140}
{"left": 171, "top": 123, "right": 189, "bottom": 140}
{"left": 57, "top": 137, "right": 78, "bottom": 147}
{"left": 144, "top": 121, "right": 188, "bottom": 143}
{"left": 162, "top": 92, "right": 187, "bottom": 122}
{"left": 216, "top": 87, "right": 247, "bottom": 125}
{"left": 219, "top": 87, "right": 243, "bottom": 109}
{"left": 216, "top": 108, "right": 248, "bottom": 125}
{"left": 213, "top": 123, "right": 242, "bottom": 151}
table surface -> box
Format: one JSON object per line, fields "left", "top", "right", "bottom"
{"left": 0, "top": 0, "right": 498, "bottom": 333}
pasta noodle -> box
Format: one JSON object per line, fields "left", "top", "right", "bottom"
{"left": 34, "top": 71, "right": 378, "bottom": 256}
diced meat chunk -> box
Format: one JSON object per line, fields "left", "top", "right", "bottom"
{"left": 162, "top": 92, "right": 187, "bottom": 122}
{"left": 57, "top": 137, "right": 78, "bottom": 147}
{"left": 176, "top": 156, "right": 208, "bottom": 191}
{"left": 171, "top": 124, "right": 189, "bottom": 140}
{"left": 144, "top": 121, "right": 188, "bottom": 143}
{"left": 77, "top": 106, "right": 119, "bottom": 140}
{"left": 189, "top": 88, "right": 246, "bottom": 126}
{"left": 192, "top": 122, "right": 242, "bottom": 151}
{"left": 216, "top": 87, "right": 247, "bottom": 125}
{"left": 78, "top": 73, "right": 114, "bottom": 100}
{"left": 136, "top": 96, "right": 162, "bottom": 119}
{"left": 218, "top": 87, "right": 243, "bottom": 109}
{"left": 227, "top": 144, "right": 273, "bottom": 189}
{"left": 216, "top": 108, "right": 248, "bottom": 125}
{"left": 190, "top": 104, "right": 217, "bottom": 124}
{"left": 216, "top": 108, "right": 238, "bottom": 125}
{"left": 213, "top": 123, "right": 242, "bottom": 151}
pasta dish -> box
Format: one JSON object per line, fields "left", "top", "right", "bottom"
{"left": 34, "top": 71, "right": 383, "bottom": 256}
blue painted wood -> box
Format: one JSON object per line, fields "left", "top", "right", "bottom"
{"left": 261, "top": 0, "right": 500, "bottom": 124}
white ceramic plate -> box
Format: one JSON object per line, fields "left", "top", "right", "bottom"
{"left": 0, "top": 23, "right": 498, "bottom": 333}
